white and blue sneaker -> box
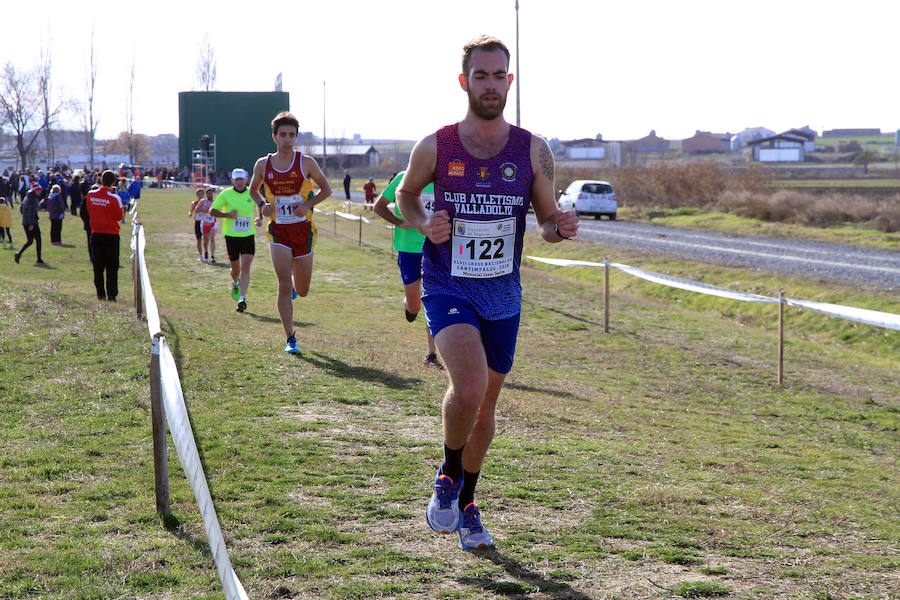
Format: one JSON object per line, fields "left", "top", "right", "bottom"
{"left": 291, "top": 288, "right": 298, "bottom": 300}
{"left": 458, "top": 502, "right": 494, "bottom": 550}
{"left": 283, "top": 333, "right": 300, "bottom": 355}
{"left": 425, "top": 471, "right": 463, "bottom": 534}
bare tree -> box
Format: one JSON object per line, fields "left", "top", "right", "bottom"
{"left": 78, "top": 28, "right": 100, "bottom": 169}
{"left": 36, "top": 32, "right": 70, "bottom": 167}
{"left": 196, "top": 33, "right": 217, "bottom": 91}
{"left": 125, "top": 54, "right": 136, "bottom": 164}
{"left": 108, "top": 131, "right": 150, "bottom": 164}
{"left": 38, "top": 40, "right": 55, "bottom": 165}
{"left": 0, "top": 62, "right": 44, "bottom": 170}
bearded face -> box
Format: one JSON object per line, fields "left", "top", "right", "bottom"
{"left": 466, "top": 85, "right": 507, "bottom": 121}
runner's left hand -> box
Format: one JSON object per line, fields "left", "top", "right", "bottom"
{"left": 556, "top": 209, "right": 579, "bottom": 239}
{"left": 292, "top": 202, "right": 307, "bottom": 218}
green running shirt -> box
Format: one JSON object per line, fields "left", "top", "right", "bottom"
{"left": 383, "top": 171, "right": 434, "bottom": 253}
{"left": 211, "top": 187, "right": 256, "bottom": 237}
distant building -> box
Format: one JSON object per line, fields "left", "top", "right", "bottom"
{"left": 781, "top": 126, "right": 817, "bottom": 152}
{"left": 822, "top": 128, "right": 881, "bottom": 138}
{"left": 682, "top": 131, "right": 732, "bottom": 155}
{"left": 625, "top": 130, "right": 669, "bottom": 154}
{"left": 747, "top": 133, "right": 807, "bottom": 162}
{"left": 732, "top": 127, "right": 776, "bottom": 150}
{"left": 303, "top": 144, "right": 380, "bottom": 170}
{"left": 558, "top": 138, "right": 606, "bottom": 160}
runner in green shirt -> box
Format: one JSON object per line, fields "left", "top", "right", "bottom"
{"left": 373, "top": 171, "right": 443, "bottom": 368}
{"left": 210, "top": 168, "right": 261, "bottom": 312}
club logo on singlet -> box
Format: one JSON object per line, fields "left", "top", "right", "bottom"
{"left": 476, "top": 166, "right": 490, "bottom": 188}
{"left": 501, "top": 163, "right": 517, "bottom": 182}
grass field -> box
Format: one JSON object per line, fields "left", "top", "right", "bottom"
{"left": 629, "top": 208, "right": 900, "bottom": 250}
{"left": 0, "top": 189, "right": 898, "bottom": 599}
{"left": 813, "top": 135, "right": 896, "bottom": 149}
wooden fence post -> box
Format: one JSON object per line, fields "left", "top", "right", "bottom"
{"left": 150, "top": 333, "right": 170, "bottom": 516}
{"left": 604, "top": 258, "right": 610, "bottom": 333}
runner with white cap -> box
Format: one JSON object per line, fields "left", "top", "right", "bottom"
{"left": 210, "top": 168, "right": 260, "bottom": 312}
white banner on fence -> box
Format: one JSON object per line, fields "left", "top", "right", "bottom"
{"left": 134, "top": 224, "right": 248, "bottom": 600}
{"left": 784, "top": 298, "right": 900, "bottom": 331}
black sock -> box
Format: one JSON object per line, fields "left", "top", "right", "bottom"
{"left": 441, "top": 444, "right": 465, "bottom": 483}
{"left": 459, "top": 469, "right": 480, "bottom": 509}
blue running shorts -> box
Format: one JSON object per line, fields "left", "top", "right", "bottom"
{"left": 397, "top": 251, "right": 423, "bottom": 285}
{"left": 423, "top": 294, "right": 520, "bottom": 374}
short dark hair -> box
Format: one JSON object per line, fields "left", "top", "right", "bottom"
{"left": 101, "top": 170, "right": 117, "bottom": 187}
{"left": 271, "top": 111, "right": 299, "bottom": 135}
{"left": 462, "top": 35, "right": 510, "bottom": 75}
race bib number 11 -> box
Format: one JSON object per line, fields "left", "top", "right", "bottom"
{"left": 274, "top": 194, "right": 304, "bottom": 224}
{"left": 451, "top": 217, "right": 516, "bottom": 279}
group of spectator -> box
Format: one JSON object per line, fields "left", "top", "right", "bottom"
{"left": 3, "top": 164, "right": 142, "bottom": 265}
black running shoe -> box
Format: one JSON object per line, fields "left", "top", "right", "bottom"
{"left": 236, "top": 300, "right": 247, "bottom": 313}
{"left": 405, "top": 307, "right": 418, "bottom": 322}
{"left": 424, "top": 353, "right": 444, "bottom": 370}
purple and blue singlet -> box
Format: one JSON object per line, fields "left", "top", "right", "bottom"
{"left": 423, "top": 123, "right": 533, "bottom": 320}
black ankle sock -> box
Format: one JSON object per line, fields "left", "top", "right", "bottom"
{"left": 459, "top": 469, "right": 480, "bottom": 509}
{"left": 441, "top": 444, "right": 465, "bottom": 483}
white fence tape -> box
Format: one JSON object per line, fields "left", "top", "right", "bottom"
{"left": 784, "top": 297, "right": 900, "bottom": 331}
{"left": 133, "top": 224, "right": 248, "bottom": 600}
{"left": 333, "top": 210, "right": 394, "bottom": 230}
{"left": 609, "top": 262, "right": 779, "bottom": 304}
{"left": 526, "top": 256, "right": 778, "bottom": 303}
{"left": 133, "top": 225, "right": 161, "bottom": 335}
{"left": 526, "top": 255, "right": 900, "bottom": 329}
{"left": 156, "top": 338, "right": 249, "bottom": 600}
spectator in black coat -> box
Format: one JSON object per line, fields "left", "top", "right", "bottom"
{"left": 69, "top": 175, "right": 83, "bottom": 215}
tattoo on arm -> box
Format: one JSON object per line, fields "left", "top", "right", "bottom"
{"left": 539, "top": 143, "right": 554, "bottom": 182}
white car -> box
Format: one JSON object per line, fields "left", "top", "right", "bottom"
{"left": 558, "top": 180, "right": 617, "bottom": 220}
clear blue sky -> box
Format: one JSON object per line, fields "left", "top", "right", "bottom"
{"left": 3, "top": 0, "right": 899, "bottom": 143}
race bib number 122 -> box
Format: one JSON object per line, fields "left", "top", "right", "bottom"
{"left": 450, "top": 217, "right": 516, "bottom": 279}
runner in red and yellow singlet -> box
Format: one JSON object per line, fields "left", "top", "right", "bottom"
{"left": 249, "top": 111, "right": 332, "bottom": 354}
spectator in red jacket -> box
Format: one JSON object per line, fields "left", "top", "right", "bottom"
{"left": 363, "top": 177, "right": 377, "bottom": 209}
{"left": 85, "top": 170, "right": 124, "bottom": 301}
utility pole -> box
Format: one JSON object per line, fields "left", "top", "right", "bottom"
{"left": 322, "top": 80, "right": 327, "bottom": 175}
{"left": 515, "top": 0, "right": 521, "bottom": 127}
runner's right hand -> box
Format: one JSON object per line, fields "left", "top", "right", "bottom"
{"left": 423, "top": 210, "right": 450, "bottom": 244}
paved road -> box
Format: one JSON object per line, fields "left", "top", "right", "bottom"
{"left": 525, "top": 216, "right": 900, "bottom": 292}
